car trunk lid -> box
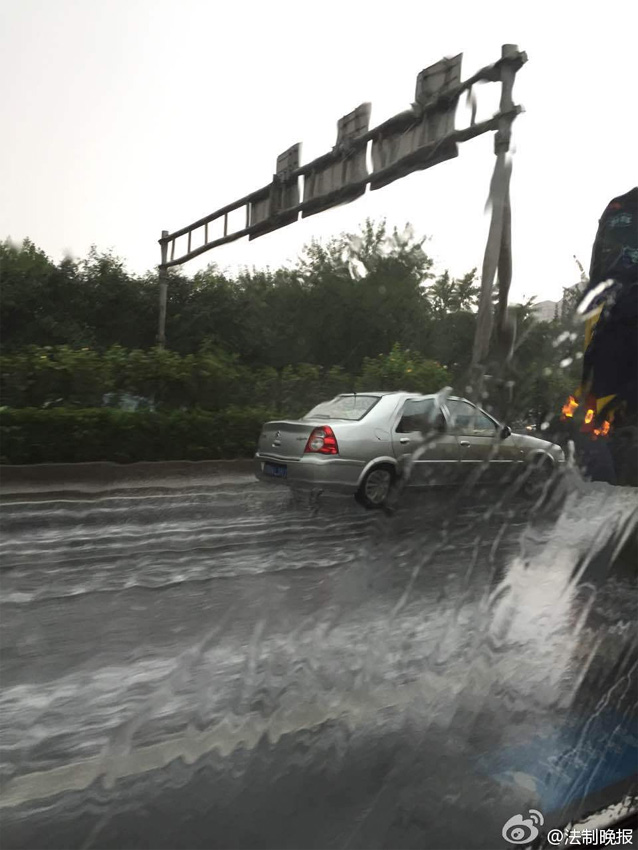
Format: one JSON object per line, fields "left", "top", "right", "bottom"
{"left": 258, "top": 420, "right": 319, "bottom": 460}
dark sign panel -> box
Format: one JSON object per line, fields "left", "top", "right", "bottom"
{"left": 302, "top": 103, "right": 370, "bottom": 218}
{"left": 370, "top": 55, "right": 462, "bottom": 191}
{"left": 160, "top": 48, "right": 527, "bottom": 271}
{"left": 249, "top": 144, "right": 301, "bottom": 239}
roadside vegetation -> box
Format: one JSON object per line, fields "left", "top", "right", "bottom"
{"left": 0, "top": 222, "right": 582, "bottom": 463}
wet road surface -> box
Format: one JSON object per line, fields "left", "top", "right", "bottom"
{"left": 0, "top": 471, "right": 636, "bottom": 848}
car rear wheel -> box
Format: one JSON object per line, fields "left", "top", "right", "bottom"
{"left": 355, "top": 465, "right": 395, "bottom": 509}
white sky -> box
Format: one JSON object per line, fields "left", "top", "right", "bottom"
{"left": 1, "top": 0, "right": 636, "bottom": 303}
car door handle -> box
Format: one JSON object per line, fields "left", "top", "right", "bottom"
{"left": 399, "top": 437, "right": 410, "bottom": 444}
{"left": 460, "top": 440, "right": 471, "bottom": 448}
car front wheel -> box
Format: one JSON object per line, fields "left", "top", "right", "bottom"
{"left": 521, "top": 454, "right": 554, "bottom": 499}
{"left": 355, "top": 466, "right": 395, "bottom": 509}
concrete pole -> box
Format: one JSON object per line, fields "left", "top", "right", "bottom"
{"left": 469, "top": 44, "right": 519, "bottom": 404}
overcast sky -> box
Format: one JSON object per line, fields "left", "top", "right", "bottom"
{"left": 2, "top": 0, "right": 636, "bottom": 303}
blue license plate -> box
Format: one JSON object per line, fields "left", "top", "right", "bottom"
{"left": 264, "top": 462, "right": 287, "bottom": 479}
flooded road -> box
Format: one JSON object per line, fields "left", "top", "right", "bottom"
{"left": 0, "top": 471, "right": 636, "bottom": 848}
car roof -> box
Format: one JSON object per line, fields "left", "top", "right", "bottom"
{"left": 336, "top": 391, "right": 438, "bottom": 400}
{"left": 337, "top": 391, "right": 431, "bottom": 397}
{"left": 337, "top": 391, "right": 473, "bottom": 403}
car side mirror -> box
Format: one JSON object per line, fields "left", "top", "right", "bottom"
{"left": 500, "top": 425, "right": 512, "bottom": 440}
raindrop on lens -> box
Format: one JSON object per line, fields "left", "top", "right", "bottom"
{"left": 577, "top": 279, "right": 615, "bottom": 318}
{"left": 553, "top": 331, "right": 570, "bottom": 347}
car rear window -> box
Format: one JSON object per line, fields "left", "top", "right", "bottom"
{"left": 303, "top": 395, "right": 380, "bottom": 421}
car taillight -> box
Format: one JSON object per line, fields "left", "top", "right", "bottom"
{"left": 304, "top": 426, "right": 338, "bottom": 455}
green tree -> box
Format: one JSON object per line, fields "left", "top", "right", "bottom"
{"left": 358, "top": 343, "right": 450, "bottom": 394}
{"left": 0, "top": 225, "right": 479, "bottom": 387}
{"left": 79, "top": 248, "right": 157, "bottom": 350}
{"left": 293, "top": 220, "right": 435, "bottom": 371}
{"left": 0, "top": 240, "right": 157, "bottom": 352}
{"left": 502, "top": 297, "right": 584, "bottom": 428}
{"left": 0, "top": 239, "right": 89, "bottom": 349}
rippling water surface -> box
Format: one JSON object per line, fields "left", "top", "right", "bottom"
{"left": 0, "top": 470, "right": 636, "bottom": 849}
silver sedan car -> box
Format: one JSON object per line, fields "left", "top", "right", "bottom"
{"left": 254, "top": 391, "right": 564, "bottom": 507}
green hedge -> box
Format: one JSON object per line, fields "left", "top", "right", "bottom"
{"left": 0, "top": 407, "right": 278, "bottom": 464}
{"left": 0, "top": 344, "right": 452, "bottom": 464}
{"left": 0, "top": 346, "right": 354, "bottom": 412}
{"left": 0, "top": 344, "right": 450, "bottom": 413}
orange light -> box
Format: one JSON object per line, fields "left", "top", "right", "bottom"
{"left": 584, "top": 409, "right": 594, "bottom": 424}
{"left": 593, "top": 420, "right": 611, "bottom": 438}
{"left": 561, "top": 396, "right": 579, "bottom": 419}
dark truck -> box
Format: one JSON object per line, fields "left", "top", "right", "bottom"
{"left": 553, "top": 187, "right": 638, "bottom": 487}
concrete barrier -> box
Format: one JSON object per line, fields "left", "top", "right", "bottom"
{"left": 0, "top": 459, "right": 255, "bottom": 499}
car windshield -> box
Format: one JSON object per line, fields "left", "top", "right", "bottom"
{"left": 303, "top": 395, "right": 380, "bottom": 421}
